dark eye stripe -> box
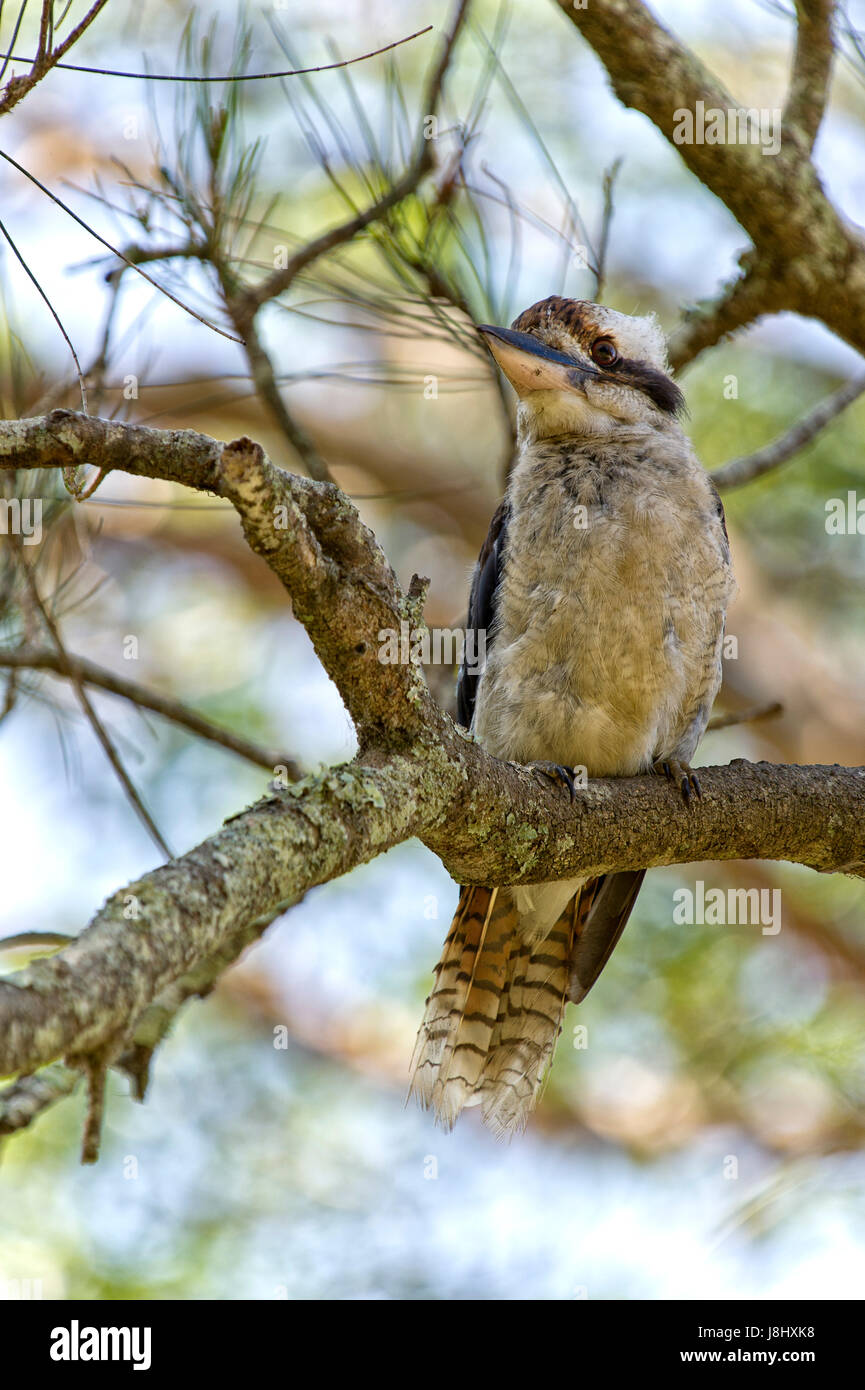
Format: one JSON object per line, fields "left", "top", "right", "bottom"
{"left": 617, "top": 357, "right": 687, "bottom": 415}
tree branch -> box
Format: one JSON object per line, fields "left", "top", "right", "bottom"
{"left": 2, "top": 410, "right": 864, "bottom": 1155}
{"left": 555, "top": 0, "right": 865, "bottom": 366}
{"left": 669, "top": 258, "right": 784, "bottom": 372}
{"left": 0, "top": 0, "right": 110, "bottom": 118}
{"left": 9, "top": 531, "right": 173, "bottom": 859}
{"left": 712, "top": 371, "right": 865, "bottom": 488}
{"left": 0, "top": 742, "right": 862, "bottom": 1084}
{"left": 705, "top": 700, "right": 783, "bottom": 732}
{"left": 784, "top": 0, "right": 836, "bottom": 154}
{"left": 239, "top": 0, "right": 470, "bottom": 314}
{"left": 0, "top": 644, "right": 301, "bottom": 776}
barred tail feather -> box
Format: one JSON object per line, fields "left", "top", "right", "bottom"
{"left": 409, "top": 885, "right": 601, "bottom": 1135}
{"left": 477, "top": 892, "right": 591, "bottom": 1136}
{"left": 407, "top": 884, "right": 478, "bottom": 1108}
{"left": 408, "top": 886, "right": 518, "bottom": 1128}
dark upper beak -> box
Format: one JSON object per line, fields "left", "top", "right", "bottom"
{"left": 477, "top": 325, "right": 580, "bottom": 366}
{"left": 477, "top": 324, "right": 594, "bottom": 397}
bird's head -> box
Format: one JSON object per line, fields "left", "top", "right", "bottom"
{"left": 478, "top": 296, "right": 684, "bottom": 441}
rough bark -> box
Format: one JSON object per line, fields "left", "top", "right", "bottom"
{"left": 554, "top": 0, "right": 864, "bottom": 368}
{"left": 1, "top": 412, "right": 864, "bottom": 1099}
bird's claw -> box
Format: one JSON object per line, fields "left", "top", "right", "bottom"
{"left": 653, "top": 757, "right": 701, "bottom": 806}
{"left": 530, "top": 760, "right": 579, "bottom": 803}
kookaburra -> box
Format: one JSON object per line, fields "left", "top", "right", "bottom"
{"left": 409, "top": 295, "right": 736, "bottom": 1136}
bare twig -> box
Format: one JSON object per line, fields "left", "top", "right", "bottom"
{"left": 0, "top": 214, "right": 88, "bottom": 415}
{"left": 223, "top": 285, "right": 335, "bottom": 484}
{"left": 0, "top": 24, "right": 434, "bottom": 86}
{"left": 0, "top": 645, "right": 302, "bottom": 775}
{"left": 706, "top": 701, "right": 783, "bottom": 733}
{"left": 79, "top": 1054, "right": 109, "bottom": 1163}
{"left": 713, "top": 374, "right": 865, "bottom": 488}
{"left": 242, "top": 0, "right": 471, "bottom": 314}
{"left": 0, "top": 150, "right": 242, "bottom": 344}
{"left": 0, "top": 0, "right": 110, "bottom": 117}
{"left": 595, "top": 156, "right": 623, "bottom": 301}
{"left": 10, "top": 537, "right": 174, "bottom": 859}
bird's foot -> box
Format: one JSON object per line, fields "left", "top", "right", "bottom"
{"left": 529, "top": 760, "right": 580, "bottom": 803}
{"left": 653, "top": 757, "right": 701, "bottom": 806}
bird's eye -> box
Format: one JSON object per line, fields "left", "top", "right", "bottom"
{"left": 591, "top": 338, "right": 619, "bottom": 367}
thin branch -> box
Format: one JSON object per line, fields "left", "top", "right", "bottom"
{"left": 78, "top": 260, "right": 125, "bottom": 418}
{"left": 0, "top": 1064, "right": 80, "bottom": 1137}
{"left": 713, "top": 373, "right": 865, "bottom": 488}
{"left": 0, "top": 150, "right": 242, "bottom": 344}
{"left": 706, "top": 700, "right": 783, "bottom": 732}
{"left": 0, "top": 0, "right": 110, "bottom": 116}
{"left": 0, "top": 24, "right": 434, "bottom": 85}
{"left": 10, "top": 537, "right": 174, "bottom": 859}
{"left": 243, "top": 0, "right": 470, "bottom": 313}
{"left": 35, "top": 0, "right": 52, "bottom": 65}
{"left": 0, "top": 214, "right": 88, "bottom": 414}
{"left": 0, "top": 1, "right": 31, "bottom": 89}
{"left": 595, "top": 156, "right": 622, "bottom": 301}
{"left": 79, "top": 1052, "right": 109, "bottom": 1163}
{"left": 219, "top": 272, "right": 335, "bottom": 484}
{"left": 0, "top": 645, "right": 302, "bottom": 775}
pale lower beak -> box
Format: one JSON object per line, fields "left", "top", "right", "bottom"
{"left": 477, "top": 325, "right": 593, "bottom": 397}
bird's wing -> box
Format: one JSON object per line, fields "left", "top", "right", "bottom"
{"left": 456, "top": 496, "right": 510, "bottom": 729}
{"left": 710, "top": 481, "right": 732, "bottom": 562}
{"left": 664, "top": 477, "right": 736, "bottom": 762}
{"left": 567, "top": 870, "right": 647, "bottom": 1002}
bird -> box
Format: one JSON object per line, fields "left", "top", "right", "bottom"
{"left": 408, "top": 295, "right": 736, "bottom": 1137}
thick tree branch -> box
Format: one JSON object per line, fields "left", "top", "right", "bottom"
{"left": 2, "top": 410, "right": 863, "bottom": 1152}
{"left": 0, "top": 746, "right": 862, "bottom": 1083}
{"left": 784, "top": 0, "right": 836, "bottom": 154}
{"left": 555, "top": 0, "right": 865, "bottom": 366}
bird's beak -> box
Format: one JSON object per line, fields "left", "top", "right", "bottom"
{"left": 477, "top": 324, "right": 592, "bottom": 397}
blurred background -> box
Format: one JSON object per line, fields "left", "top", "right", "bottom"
{"left": 2, "top": 0, "right": 865, "bottom": 1299}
